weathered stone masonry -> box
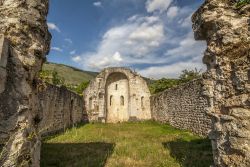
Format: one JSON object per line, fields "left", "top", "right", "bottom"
{"left": 0, "top": 0, "right": 249, "bottom": 166}
{"left": 0, "top": 33, "right": 86, "bottom": 167}
{"left": 0, "top": 0, "right": 51, "bottom": 166}
{"left": 151, "top": 79, "right": 212, "bottom": 136}
{"left": 37, "top": 83, "right": 87, "bottom": 136}
{"left": 192, "top": 0, "right": 250, "bottom": 166}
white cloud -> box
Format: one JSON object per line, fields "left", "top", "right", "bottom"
{"left": 138, "top": 31, "right": 206, "bottom": 79}
{"left": 72, "top": 56, "right": 82, "bottom": 62}
{"left": 74, "top": 15, "right": 166, "bottom": 71}
{"left": 47, "top": 22, "right": 61, "bottom": 33}
{"left": 139, "top": 61, "right": 205, "bottom": 79}
{"left": 113, "top": 52, "right": 123, "bottom": 62}
{"left": 146, "top": 0, "right": 172, "bottom": 13}
{"left": 51, "top": 47, "right": 63, "bottom": 52}
{"left": 179, "top": 13, "right": 192, "bottom": 28}
{"left": 93, "top": 1, "right": 102, "bottom": 7}
{"left": 165, "top": 32, "right": 206, "bottom": 62}
{"left": 70, "top": 50, "right": 76, "bottom": 55}
{"left": 167, "top": 6, "right": 179, "bottom": 19}
{"left": 71, "top": 1, "right": 206, "bottom": 78}
{"left": 65, "top": 38, "right": 73, "bottom": 44}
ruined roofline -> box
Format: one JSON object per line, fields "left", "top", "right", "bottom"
{"left": 102, "top": 67, "right": 141, "bottom": 77}
{"left": 103, "top": 66, "right": 134, "bottom": 72}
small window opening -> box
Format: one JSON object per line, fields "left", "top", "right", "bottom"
{"left": 141, "top": 96, "right": 144, "bottom": 108}
{"left": 110, "top": 95, "right": 113, "bottom": 106}
{"left": 115, "top": 84, "right": 118, "bottom": 90}
{"left": 120, "top": 96, "right": 124, "bottom": 106}
{"left": 89, "top": 97, "right": 93, "bottom": 110}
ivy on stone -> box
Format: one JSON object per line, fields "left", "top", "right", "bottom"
{"left": 236, "top": 0, "right": 250, "bottom": 8}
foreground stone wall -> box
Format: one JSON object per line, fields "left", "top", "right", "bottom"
{"left": 37, "top": 83, "right": 87, "bottom": 136}
{"left": 151, "top": 79, "right": 212, "bottom": 136}
{"left": 84, "top": 67, "right": 151, "bottom": 123}
{"left": 0, "top": 0, "right": 51, "bottom": 166}
{"left": 192, "top": 1, "right": 250, "bottom": 166}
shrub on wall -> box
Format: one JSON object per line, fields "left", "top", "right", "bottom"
{"left": 236, "top": 0, "right": 250, "bottom": 8}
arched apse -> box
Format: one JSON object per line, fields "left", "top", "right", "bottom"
{"left": 105, "top": 72, "right": 129, "bottom": 123}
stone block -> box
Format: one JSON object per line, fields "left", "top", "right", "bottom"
{"left": 0, "top": 67, "right": 6, "bottom": 93}
{"left": 0, "top": 35, "right": 8, "bottom": 68}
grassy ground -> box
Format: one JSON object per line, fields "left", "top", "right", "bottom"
{"left": 41, "top": 121, "right": 213, "bottom": 167}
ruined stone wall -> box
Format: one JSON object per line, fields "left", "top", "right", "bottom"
{"left": 37, "top": 83, "right": 87, "bottom": 136}
{"left": 151, "top": 79, "right": 212, "bottom": 136}
{"left": 84, "top": 67, "right": 151, "bottom": 123}
{"left": 0, "top": 0, "right": 51, "bottom": 166}
{"left": 192, "top": 1, "right": 250, "bottom": 166}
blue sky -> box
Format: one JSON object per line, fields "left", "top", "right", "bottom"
{"left": 47, "top": 0, "right": 206, "bottom": 79}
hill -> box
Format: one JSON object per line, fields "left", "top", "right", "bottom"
{"left": 42, "top": 62, "right": 98, "bottom": 85}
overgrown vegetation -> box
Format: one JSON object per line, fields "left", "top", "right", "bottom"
{"left": 39, "top": 69, "right": 90, "bottom": 95}
{"left": 39, "top": 70, "right": 89, "bottom": 95}
{"left": 236, "top": 0, "right": 250, "bottom": 8}
{"left": 41, "top": 122, "right": 213, "bottom": 167}
{"left": 67, "top": 81, "right": 90, "bottom": 95}
{"left": 149, "top": 69, "right": 202, "bottom": 94}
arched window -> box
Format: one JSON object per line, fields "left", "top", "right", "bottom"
{"left": 141, "top": 96, "right": 144, "bottom": 108}
{"left": 89, "top": 97, "right": 93, "bottom": 110}
{"left": 120, "top": 96, "right": 124, "bottom": 106}
{"left": 110, "top": 95, "right": 113, "bottom": 106}
{"left": 115, "top": 84, "right": 118, "bottom": 90}
{"left": 99, "top": 93, "right": 103, "bottom": 99}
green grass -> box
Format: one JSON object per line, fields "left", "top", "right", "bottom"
{"left": 42, "top": 62, "right": 98, "bottom": 85}
{"left": 41, "top": 121, "right": 213, "bottom": 167}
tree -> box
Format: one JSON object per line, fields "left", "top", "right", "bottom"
{"left": 149, "top": 78, "right": 180, "bottom": 94}
{"left": 148, "top": 68, "right": 202, "bottom": 94}
{"left": 39, "top": 70, "right": 51, "bottom": 82}
{"left": 76, "top": 81, "right": 90, "bottom": 95}
{"left": 52, "top": 70, "right": 65, "bottom": 85}
{"left": 179, "top": 68, "right": 201, "bottom": 83}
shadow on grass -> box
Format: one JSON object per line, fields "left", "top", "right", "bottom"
{"left": 163, "top": 138, "right": 213, "bottom": 167}
{"left": 41, "top": 122, "right": 89, "bottom": 139}
{"left": 41, "top": 142, "right": 115, "bottom": 167}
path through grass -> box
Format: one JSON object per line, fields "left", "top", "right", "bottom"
{"left": 41, "top": 121, "right": 213, "bottom": 167}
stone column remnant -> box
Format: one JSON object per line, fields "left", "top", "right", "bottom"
{"left": 192, "top": 0, "right": 250, "bottom": 166}
{"left": 0, "top": 36, "right": 8, "bottom": 93}
{"left": 0, "top": 0, "right": 51, "bottom": 166}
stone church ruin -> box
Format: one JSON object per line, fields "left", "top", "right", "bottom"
{"left": 84, "top": 68, "right": 151, "bottom": 123}
{"left": 0, "top": 0, "right": 249, "bottom": 166}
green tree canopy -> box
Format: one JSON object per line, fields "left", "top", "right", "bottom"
{"left": 179, "top": 68, "right": 201, "bottom": 83}
{"left": 149, "top": 69, "right": 202, "bottom": 94}
{"left": 75, "top": 81, "right": 90, "bottom": 95}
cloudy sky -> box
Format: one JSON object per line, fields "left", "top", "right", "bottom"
{"left": 47, "top": 0, "right": 206, "bottom": 79}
